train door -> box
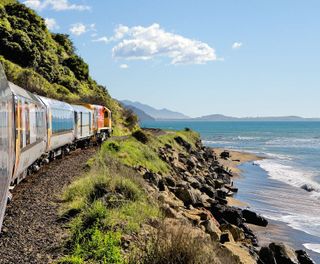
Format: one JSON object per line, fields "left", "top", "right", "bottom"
{"left": 0, "top": 64, "right": 14, "bottom": 230}
{"left": 80, "top": 112, "right": 83, "bottom": 137}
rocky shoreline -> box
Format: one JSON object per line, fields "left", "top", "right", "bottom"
{"left": 136, "top": 133, "right": 315, "bottom": 264}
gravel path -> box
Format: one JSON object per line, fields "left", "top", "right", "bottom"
{"left": 0, "top": 147, "right": 97, "bottom": 264}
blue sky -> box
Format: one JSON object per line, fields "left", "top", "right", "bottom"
{"left": 21, "top": 0, "right": 320, "bottom": 118}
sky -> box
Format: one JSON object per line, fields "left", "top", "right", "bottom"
{"left": 21, "top": 0, "right": 320, "bottom": 118}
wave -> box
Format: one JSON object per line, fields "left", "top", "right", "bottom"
{"left": 265, "top": 137, "right": 320, "bottom": 149}
{"left": 304, "top": 243, "right": 320, "bottom": 254}
{"left": 256, "top": 159, "right": 320, "bottom": 195}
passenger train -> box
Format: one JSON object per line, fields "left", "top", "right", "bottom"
{"left": 0, "top": 64, "right": 112, "bottom": 230}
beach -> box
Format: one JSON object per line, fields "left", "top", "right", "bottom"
{"left": 216, "top": 148, "right": 320, "bottom": 263}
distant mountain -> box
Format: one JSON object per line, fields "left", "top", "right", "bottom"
{"left": 194, "top": 114, "right": 320, "bottom": 121}
{"left": 123, "top": 104, "right": 155, "bottom": 122}
{"left": 121, "top": 100, "right": 190, "bottom": 120}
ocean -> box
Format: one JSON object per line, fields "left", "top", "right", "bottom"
{"left": 141, "top": 120, "right": 320, "bottom": 262}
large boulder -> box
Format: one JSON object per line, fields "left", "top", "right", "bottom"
{"left": 174, "top": 136, "right": 192, "bottom": 152}
{"left": 295, "top": 250, "right": 315, "bottom": 264}
{"left": 174, "top": 187, "right": 197, "bottom": 206}
{"left": 211, "top": 204, "right": 243, "bottom": 226}
{"left": 220, "top": 224, "right": 245, "bottom": 242}
{"left": 242, "top": 209, "right": 268, "bottom": 227}
{"left": 269, "top": 242, "right": 299, "bottom": 264}
{"left": 258, "top": 246, "right": 276, "bottom": 264}
{"left": 200, "top": 184, "right": 216, "bottom": 198}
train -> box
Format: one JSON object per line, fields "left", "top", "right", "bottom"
{"left": 0, "top": 64, "right": 112, "bottom": 230}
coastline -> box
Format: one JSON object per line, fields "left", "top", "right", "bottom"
{"left": 217, "top": 147, "right": 320, "bottom": 263}
{"left": 213, "top": 148, "right": 263, "bottom": 208}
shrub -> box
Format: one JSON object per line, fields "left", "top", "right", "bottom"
{"left": 132, "top": 130, "right": 149, "bottom": 144}
{"left": 129, "top": 220, "right": 219, "bottom": 264}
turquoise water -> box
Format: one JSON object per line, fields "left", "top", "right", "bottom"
{"left": 142, "top": 121, "right": 320, "bottom": 261}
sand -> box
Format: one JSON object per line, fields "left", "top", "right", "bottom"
{"left": 213, "top": 148, "right": 263, "bottom": 208}
{"left": 213, "top": 148, "right": 263, "bottom": 177}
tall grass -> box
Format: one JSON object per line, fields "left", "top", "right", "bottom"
{"left": 58, "top": 156, "right": 160, "bottom": 264}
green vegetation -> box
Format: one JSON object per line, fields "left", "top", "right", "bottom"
{"left": 101, "top": 129, "right": 199, "bottom": 174}
{"left": 59, "top": 156, "right": 160, "bottom": 264}
{"left": 0, "top": 1, "right": 136, "bottom": 134}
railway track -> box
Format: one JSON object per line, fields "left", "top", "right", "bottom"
{"left": 0, "top": 147, "right": 97, "bottom": 264}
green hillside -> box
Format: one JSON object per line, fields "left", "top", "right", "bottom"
{"left": 0, "top": 0, "right": 136, "bottom": 135}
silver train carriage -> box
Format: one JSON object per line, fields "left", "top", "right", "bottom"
{"left": 72, "top": 105, "right": 94, "bottom": 148}
{"left": 37, "top": 96, "right": 75, "bottom": 159}
{"left": 0, "top": 64, "right": 14, "bottom": 231}
{"left": 10, "top": 82, "right": 47, "bottom": 184}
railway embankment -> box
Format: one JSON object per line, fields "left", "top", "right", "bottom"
{"left": 56, "top": 128, "right": 316, "bottom": 264}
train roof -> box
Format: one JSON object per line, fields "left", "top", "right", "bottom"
{"left": 71, "top": 104, "right": 93, "bottom": 113}
{"left": 38, "top": 95, "right": 74, "bottom": 111}
{"left": 9, "top": 82, "right": 43, "bottom": 104}
{"left": 81, "top": 103, "right": 111, "bottom": 112}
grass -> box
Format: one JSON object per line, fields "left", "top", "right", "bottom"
{"left": 58, "top": 129, "right": 201, "bottom": 263}
{"left": 129, "top": 220, "right": 219, "bottom": 264}
{"left": 101, "top": 137, "right": 170, "bottom": 174}
{"left": 101, "top": 129, "right": 200, "bottom": 175}
{"left": 58, "top": 156, "right": 160, "bottom": 264}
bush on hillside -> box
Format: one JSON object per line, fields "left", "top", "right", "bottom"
{"left": 0, "top": 1, "right": 134, "bottom": 134}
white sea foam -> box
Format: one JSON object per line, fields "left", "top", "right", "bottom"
{"left": 304, "top": 243, "right": 320, "bottom": 254}
{"left": 266, "top": 137, "right": 320, "bottom": 149}
{"left": 256, "top": 159, "right": 320, "bottom": 194}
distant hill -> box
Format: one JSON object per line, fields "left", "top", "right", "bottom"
{"left": 121, "top": 100, "right": 190, "bottom": 120}
{"left": 122, "top": 104, "right": 155, "bottom": 122}
{"left": 194, "top": 114, "right": 320, "bottom": 121}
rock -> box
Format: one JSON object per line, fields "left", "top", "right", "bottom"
{"left": 186, "top": 177, "right": 202, "bottom": 189}
{"left": 174, "top": 187, "right": 197, "bottom": 206}
{"left": 143, "top": 171, "right": 161, "bottom": 187}
{"left": 211, "top": 204, "right": 243, "bottom": 226}
{"left": 217, "top": 189, "right": 227, "bottom": 199}
{"left": 258, "top": 247, "right": 276, "bottom": 264}
{"left": 186, "top": 158, "right": 197, "bottom": 169}
{"left": 193, "top": 192, "right": 211, "bottom": 208}
{"left": 242, "top": 209, "right": 268, "bottom": 227}
{"left": 182, "top": 211, "right": 201, "bottom": 225}
{"left": 164, "top": 176, "right": 176, "bottom": 187}
{"left": 174, "top": 136, "right": 192, "bottom": 152}
{"left": 157, "top": 191, "right": 184, "bottom": 208}
{"left": 203, "top": 219, "right": 221, "bottom": 241}
{"left": 295, "top": 250, "right": 315, "bottom": 264}
{"left": 200, "top": 184, "right": 216, "bottom": 198}
{"left": 220, "top": 150, "right": 230, "bottom": 159}
{"left": 220, "top": 231, "right": 234, "bottom": 244}
{"left": 214, "top": 179, "right": 225, "bottom": 189}
{"left": 269, "top": 242, "right": 299, "bottom": 264}
{"left": 162, "top": 204, "right": 179, "bottom": 218}
{"left": 220, "top": 224, "right": 245, "bottom": 242}
{"left": 225, "top": 184, "right": 238, "bottom": 193}
{"left": 301, "top": 184, "right": 315, "bottom": 192}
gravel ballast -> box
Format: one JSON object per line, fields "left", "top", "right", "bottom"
{"left": 0, "top": 147, "right": 97, "bottom": 264}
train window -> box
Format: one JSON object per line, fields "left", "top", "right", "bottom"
{"left": 25, "top": 101, "right": 30, "bottom": 145}
{"left": 51, "top": 108, "right": 74, "bottom": 134}
{"left": 104, "top": 111, "right": 108, "bottom": 118}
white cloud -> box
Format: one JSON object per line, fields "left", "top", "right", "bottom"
{"left": 23, "top": 0, "right": 90, "bottom": 11}
{"left": 232, "top": 42, "right": 243, "bottom": 49}
{"left": 120, "top": 64, "right": 129, "bottom": 69}
{"left": 45, "top": 18, "right": 59, "bottom": 30}
{"left": 69, "top": 23, "right": 95, "bottom": 36}
{"left": 92, "top": 36, "right": 109, "bottom": 44}
{"left": 111, "top": 23, "right": 217, "bottom": 65}
{"left": 69, "top": 23, "right": 86, "bottom": 36}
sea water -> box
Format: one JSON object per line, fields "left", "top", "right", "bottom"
{"left": 141, "top": 121, "right": 320, "bottom": 262}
